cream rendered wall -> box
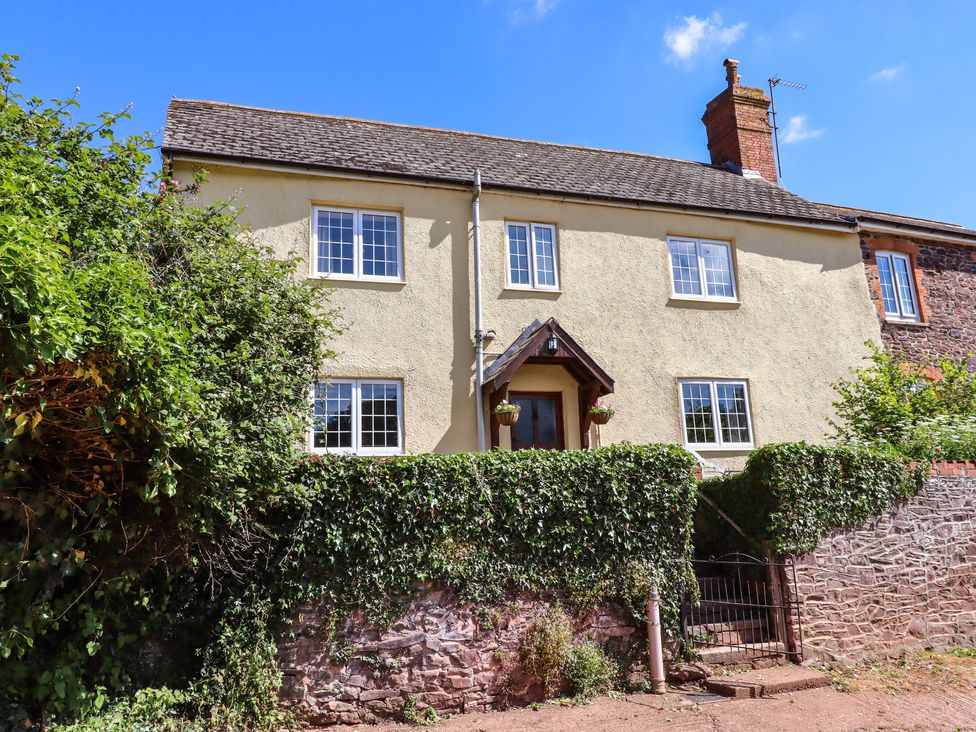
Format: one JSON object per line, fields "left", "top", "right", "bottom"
{"left": 173, "top": 160, "right": 883, "bottom": 467}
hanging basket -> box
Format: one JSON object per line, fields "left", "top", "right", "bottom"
{"left": 496, "top": 410, "right": 520, "bottom": 426}
{"left": 590, "top": 410, "right": 613, "bottom": 425}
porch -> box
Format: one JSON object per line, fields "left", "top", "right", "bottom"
{"left": 482, "top": 318, "right": 614, "bottom": 451}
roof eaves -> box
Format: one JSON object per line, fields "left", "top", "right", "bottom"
{"left": 163, "top": 148, "right": 853, "bottom": 230}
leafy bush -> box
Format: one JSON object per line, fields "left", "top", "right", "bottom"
{"left": 271, "top": 444, "right": 699, "bottom": 628}
{"left": 50, "top": 688, "right": 190, "bottom": 732}
{"left": 899, "top": 415, "right": 976, "bottom": 461}
{"left": 698, "top": 443, "right": 920, "bottom": 555}
{"left": 520, "top": 606, "right": 573, "bottom": 697}
{"left": 0, "top": 55, "right": 338, "bottom": 726}
{"left": 562, "top": 642, "right": 616, "bottom": 699}
{"left": 831, "top": 344, "right": 976, "bottom": 447}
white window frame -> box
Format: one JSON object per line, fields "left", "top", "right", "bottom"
{"left": 678, "top": 378, "right": 754, "bottom": 451}
{"left": 311, "top": 206, "right": 403, "bottom": 282}
{"left": 875, "top": 251, "right": 921, "bottom": 323}
{"left": 505, "top": 221, "right": 560, "bottom": 291}
{"left": 667, "top": 237, "right": 738, "bottom": 302}
{"left": 309, "top": 379, "right": 404, "bottom": 456}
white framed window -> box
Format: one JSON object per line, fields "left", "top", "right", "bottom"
{"left": 506, "top": 222, "right": 559, "bottom": 290}
{"left": 310, "top": 379, "right": 403, "bottom": 456}
{"left": 875, "top": 251, "right": 920, "bottom": 323}
{"left": 667, "top": 237, "right": 737, "bottom": 301}
{"left": 678, "top": 379, "right": 753, "bottom": 450}
{"left": 312, "top": 207, "right": 402, "bottom": 281}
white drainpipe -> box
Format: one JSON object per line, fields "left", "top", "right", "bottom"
{"left": 472, "top": 170, "right": 487, "bottom": 452}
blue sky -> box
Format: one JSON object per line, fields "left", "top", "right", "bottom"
{"left": 4, "top": 1, "right": 974, "bottom": 224}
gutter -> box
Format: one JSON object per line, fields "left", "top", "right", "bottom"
{"left": 854, "top": 218, "right": 976, "bottom": 246}
{"left": 163, "top": 150, "right": 855, "bottom": 234}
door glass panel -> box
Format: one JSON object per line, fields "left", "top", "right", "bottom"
{"left": 511, "top": 397, "right": 534, "bottom": 447}
{"left": 536, "top": 398, "right": 557, "bottom": 445}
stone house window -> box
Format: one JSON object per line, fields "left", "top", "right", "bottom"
{"left": 505, "top": 222, "right": 559, "bottom": 290}
{"left": 667, "top": 237, "right": 738, "bottom": 302}
{"left": 678, "top": 379, "right": 754, "bottom": 450}
{"left": 312, "top": 207, "right": 403, "bottom": 282}
{"left": 875, "top": 251, "right": 921, "bottom": 323}
{"left": 310, "top": 379, "right": 403, "bottom": 456}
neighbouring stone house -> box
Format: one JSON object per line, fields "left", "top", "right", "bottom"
{"left": 161, "top": 60, "right": 885, "bottom": 469}
{"left": 820, "top": 203, "right": 976, "bottom": 367}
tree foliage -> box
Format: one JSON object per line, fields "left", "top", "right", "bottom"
{"left": 831, "top": 343, "right": 976, "bottom": 447}
{"left": 0, "top": 55, "right": 338, "bottom": 727}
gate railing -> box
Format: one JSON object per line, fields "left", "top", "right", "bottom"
{"left": 681, "top": 552, "right": 803, "bottom": 661}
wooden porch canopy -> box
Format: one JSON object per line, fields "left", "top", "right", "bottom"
{"left": 482, "top": 318, "right": 614, "bottom": 449}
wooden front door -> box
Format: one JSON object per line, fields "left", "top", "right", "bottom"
{"left": 510, "top": 392, "right": 565, "bottom": 450}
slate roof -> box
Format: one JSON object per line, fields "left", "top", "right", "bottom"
{"left": 819, "top": 203, "right": 976, "bottom": 242}
{"left": 163, "top": 99, "right": 849, "bottom": 227}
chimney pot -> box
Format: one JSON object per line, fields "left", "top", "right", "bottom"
{"left": 724, "top": 58, "right": 741, "bottom": 87}
{"left": 702, "top": 60, "right": 777, "bottom": 183}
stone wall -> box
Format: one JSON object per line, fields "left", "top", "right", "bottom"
{"left": 786, "top": 466, "right": 976, "bottom": 664}
{"left": 278, "top": 590, "right": 639, "bottom": 726}
{"left": 861, "top": 233, "right": 976, "bottom": 365}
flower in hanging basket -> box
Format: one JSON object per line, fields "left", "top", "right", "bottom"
{"left": 494, "top": 399, "right": 521, "bottom": 425}
{"left": 588, "top": 400, "right": 615, "bottom": 425}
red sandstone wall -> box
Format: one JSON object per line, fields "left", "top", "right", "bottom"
{"left": 786, "top": 467, "right": 976, "bottom": 664}
{"left": 861, "top": 233, "right": 976, "bottom": 365}
{"left": 278, "top": 590, "right": 639, "bottom": 726}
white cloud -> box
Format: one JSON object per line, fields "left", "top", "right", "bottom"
{"left": 781, "top": 115, "right": 825, "bottom": 145}
{"left": 870, "top": 64, "right": 906, "bottom": 82}
{"left": 508, "top": 0, "right": 560, "bottom": 23}
{"left": 664, "top": 13, "right": 747, "bottom": 64}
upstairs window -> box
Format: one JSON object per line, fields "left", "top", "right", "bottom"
{"left": 313, "top": 207, "right": 402, "bottom": 281}
{"left": 667, "top": 237, "right": 737, "bottom": 301}
{"left": 310, "top": 379, "right": 403, "bottom": 455}
{"left": 506, "top": 222, "right": 559, "bottom": 290}
{"left": 679, "top": 379, "right": 753, "bottom": 450}
{"left": 875, "top": 251, "right": 920, "bottom": 323}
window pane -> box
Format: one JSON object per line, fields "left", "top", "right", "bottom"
{"left": 701, "top": 242, "right": 734, "bottom": 298}
{"left": 533, "top": 226, "right": 556, "bottom": 287}
{"left": 511, "top": 397, "right": 534, "bottom": 447}
{"left": 362, "top": 213, "right": 399, "bottom": 278}
{"left": 360, "top": 382, "right": 400, "bottom": 449}
{"left": 681, "top": 383, "right": 715, "bottom": 445}
{"left": 316, "top": 211, "right": 355, "bottom": 275}
{"left": 313, "top": 382, "right": 353, "bottom": 449}
{"left": 892, "top": 256, "right": 917, "bottom": 317}
{"left": 535, "top": 398, "right": 557, "bottom": 445}
{"left": 669, "top": 241, "right": 702, "bottom": 296}
{"left": 876, "top": 254, "right": 899, "bottom": 315}
{"left": 716, "top": 383, "right": 751, "bottom": 444}
{"left": 508, "top": 225, "right": 530, "bottom": 285}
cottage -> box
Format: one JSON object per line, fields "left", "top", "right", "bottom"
{"left": 162, "top": 61, "right": 884, "bottom": 467}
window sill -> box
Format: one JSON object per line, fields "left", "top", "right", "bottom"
{"left": 686, "top": 444, "right": 754, "bottom": 452}
{"left": 668, "top": 296, "right": 741, "bottom": 309}
{"left": 502, "top": 286, "right": 563, "bottom": 296}
{"left": 883, "top": 319, "right": 928, "bottom": 328}
{"left": 308, "top": 275, "right": 406, "bottom": 286}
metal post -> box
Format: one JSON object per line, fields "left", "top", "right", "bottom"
{"left": 647, "top": 585, "right": 667, "bottom": 694}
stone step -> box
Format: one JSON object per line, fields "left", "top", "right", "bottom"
{"left": 703, "top": 665, "right": 832, "bottom": 699}
{"left": 696, "top": 641, "right": 786, "bottom": 665}
{"left": 686, "top": 618, "right": 770, "bottom": 645}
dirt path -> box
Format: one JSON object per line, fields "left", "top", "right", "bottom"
{"left": 354, "top": 651, "right": 976, "bottom": 732}
{"left": 358, "top": 686, "right": 975, "bottom": 732}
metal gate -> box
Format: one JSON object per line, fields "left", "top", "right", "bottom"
{"left": 682, "top": 553, "right": 803, "bottom": 662}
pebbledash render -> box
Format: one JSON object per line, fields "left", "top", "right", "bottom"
{"left": 161, "top": 60, "right": 889, "bottom": 469}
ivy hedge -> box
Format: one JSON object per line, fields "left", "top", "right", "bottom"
{"left": 697, "top": 442, "right": 922, "bottom": 555}
{"left": 266, "top": 444, "right": 700, "bottom": 626}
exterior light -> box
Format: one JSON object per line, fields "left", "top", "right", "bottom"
{"left": 546, "top": 335, "right": 559, "bottom": 354}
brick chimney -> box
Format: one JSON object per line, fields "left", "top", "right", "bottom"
{"left": 701, "top": 59, "right": 777, "bottom": 183}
